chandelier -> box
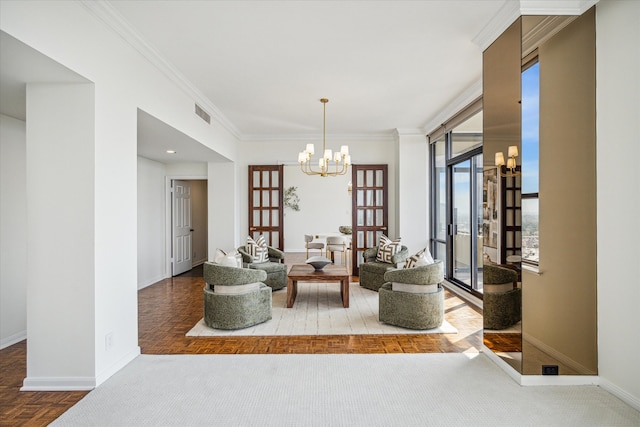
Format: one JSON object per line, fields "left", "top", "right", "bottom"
{"left": 298, "top": 98, "right": 350, "bottom": 177}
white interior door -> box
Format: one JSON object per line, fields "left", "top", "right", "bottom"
{"left": 172, "top": 180, "right": 192, "bottom": 276}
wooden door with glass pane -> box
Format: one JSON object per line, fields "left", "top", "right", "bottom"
{"left": 248, "top": 165, "right": 284, "bottom": 250}
{"left": 351, "top": 164, "right": 388, "bottom": 276}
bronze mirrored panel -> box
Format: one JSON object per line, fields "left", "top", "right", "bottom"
{"left": 482, "top": 11, "right": 598, "bottom": 376}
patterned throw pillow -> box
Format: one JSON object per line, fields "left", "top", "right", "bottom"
{"left": 404, "top": 247, "right": 435, "bottom": 268}
{"left": 376, "top": 235, "right": 401, "bottom": 263}
{"left": 247, "top": 236, "right": 269, "bottom": 263}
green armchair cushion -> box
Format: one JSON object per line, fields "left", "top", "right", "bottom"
{"left": 204, "top": 262, "right": 267, "bottom": 287}
{"left": 384, "top": 260, "right": 444, "bottom": 285}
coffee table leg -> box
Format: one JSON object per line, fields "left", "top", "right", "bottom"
{"left": 341, "top": 278, "right": 350, "bottom": 308}
{"left": 287, "top": 278, "right": 297, "bottom": 308}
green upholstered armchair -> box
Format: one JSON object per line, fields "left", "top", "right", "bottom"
{"left": 237, "top": 245, "right": 285, "bottom": 265}
{"left": 236, "top": 245, "right": 288, "bottom": 291}
{"left": 359, "top": 245, "right": 409, "bottom": 291}
{"left": 203, "top": 262, "right": 272, "bottom": 330}
{"left": 483, "top": 263, "right": 521, "bottom": 330}
{"left": 378, "top": 260, "right": 445, "bottom": 330}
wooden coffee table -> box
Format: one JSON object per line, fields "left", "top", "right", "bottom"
{"left": 287, "top": 264, "right": 350, "bottom": 308}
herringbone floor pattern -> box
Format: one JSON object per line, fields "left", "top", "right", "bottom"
{"left": 1, "top": 255, "right": 483, "bottom": 426}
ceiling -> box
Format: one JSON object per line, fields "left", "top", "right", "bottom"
{"left": 108, "top": 0, "right": 506, "bottom": 139}
{"left": 1, "top": 1, "right": 510, "bottom": 163}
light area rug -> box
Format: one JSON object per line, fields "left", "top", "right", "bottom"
{"left": 51, "top": 353, "right": 640, "bottom": 427}
{"left": 187, "top": 281, "right": 456, "bottom": 336}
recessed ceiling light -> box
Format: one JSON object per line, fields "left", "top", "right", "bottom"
{"left": 166, "top": 150, "right": 177, "bottom": 154}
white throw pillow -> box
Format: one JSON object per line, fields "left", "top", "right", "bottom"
{"left": 213, "top": 282, "right": 261, "bottom": 295}
{"left": 404, "top": 248, "right": 435, "bottom": 269}
{"left": 376, "top": 235, "right": 401, "bottom": 263}
{"left": 214, "top": 248, "right": 243, "bottom": 267}
{"left": 392, "top": 282, "right": 438, "bottom": 294}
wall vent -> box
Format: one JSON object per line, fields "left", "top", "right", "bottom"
{"left": 195, "top": 104, "right": 211, "bottom": 124}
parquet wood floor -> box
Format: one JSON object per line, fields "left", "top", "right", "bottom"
{"left": 1, "top": 255, "right": 482, "bottom": 426}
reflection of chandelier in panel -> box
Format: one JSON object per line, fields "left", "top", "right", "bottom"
{"left": 298, "top": 98, "right": 351, "bottom": 177}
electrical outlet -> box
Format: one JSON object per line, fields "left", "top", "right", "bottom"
{"left": 542, "top": 365, "right": 558, "bottom": 375}
{"left": 105, "top": 332, "right": 114, "bottom": 351}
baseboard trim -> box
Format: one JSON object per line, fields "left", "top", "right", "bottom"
{"left": 0, "top": 331, "right": 26, "bottom": 350}
{"left": 20, "top": 347, "right": 141, "bottom": 391}
{"left": 96, "top": 346, "right": 141, "bottom": 387}
{"left": 482, "top": 345, "right": 600, "bottom": 386}
{"left": 599, "top": 377, "right": 640, "bottom": 412}
{"left": 482, "top": 345, "right": 522, "bottom": 383}
{"left": 21, "top": 376, "right": 96, "bottom": 391}
{"left": 523, "top": 332, "right": 596, "bottom": 375}
{"left": 138, "top": 274, "right": 166, "bottom": 290}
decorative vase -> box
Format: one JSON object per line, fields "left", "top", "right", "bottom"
{"left": 306, "top": 256, "right": 332, "bottom": 271}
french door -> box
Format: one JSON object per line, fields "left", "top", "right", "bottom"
{"left": 351, "top": 164, "right": 388, "bottom": 276}
{"left": 447, "top": 150, "right": 483, "bottom": 294}
{"left": 248, "top": 165, "right": 284, "bottom": 249}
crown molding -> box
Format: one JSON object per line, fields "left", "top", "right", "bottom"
{"left": 473, "top": 0, "right": 599, "bottom": 52}
{"left": 472, "top": 0, "right": 521, "bottom": 52}
{"left": 422, "top": 79, "right": 483, "bottom": 136}
{"left": 80, "top": 0, "right": 241, "bottom": 140}
{"left": 394, "top": 128, "right": 425, "bottom": 136}
{"left": 519, "top": 0, "right": 599, "bottom": 16}
{"left": 240, "top": 132, "right": 395, "bottom": 143}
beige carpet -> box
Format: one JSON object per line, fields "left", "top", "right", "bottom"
{"left": 51, "top": 353, "right": 640, "bottom": 427}
{"left": 187, "top": 281, "right": 457, "bottom": 336}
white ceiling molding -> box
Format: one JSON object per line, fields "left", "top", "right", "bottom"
{"left": 80, "top": 0, "right": 241, "bottom": 140}
{"left": 519, "top": 0, "right": 599, "bottom": 16}
{"left": 422, "top": 79, "right": 483, "bottom": 137}
{"left": 394, "top": 129, "right": 426, "bottom": 136}
{"left": 472, "top": 1, "right": 522, "bottom": 52}
{"left": 240, "top": 132, "right": 394, "bottom": 143}
{"left": 472, "top": 0, "right": 598, "bottom": 52}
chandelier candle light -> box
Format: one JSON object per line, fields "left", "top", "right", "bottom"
{"left": 298, "top": 98, "right": 351, "bottom": 177}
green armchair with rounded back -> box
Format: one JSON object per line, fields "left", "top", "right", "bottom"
{"left": 237, "top": 244, "right": 288, "bottom": 291}
{"left": 378, "top": 260, "right": 445, "bottom": 330}
{"left": 203, "top": 262, "right": 272, "bottom": 330}
{"left": 483, "top": 263, "right": 521, "bottom": 330}
{"left": 359, "top": 244, "right": 409, "bottom": 292}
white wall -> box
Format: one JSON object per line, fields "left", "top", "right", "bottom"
{"left": 25, "top": 83, "right": 96, "bottom": 387}
{"left": 1, "top": 1, "right": 238, "bottom": 389}
{"left": 137, "top": 157, "right": 166, "bottom": 289}
{"left": 208, "top": 162, "right": 238, "bottom": 254}
{"left": 0, "top": 114, "right": 27, "bottom": 349}
{"left": 137, "top": 160, "right": 210, "bottom": 289}
{"left": 283, "top": 165, "right": 351, "bottom": 252}
{"left": 596, "top": 0, "right": 640, "bottom": 409}
{"left": 396, "top": 130, "right": 429, "bottom": 254}
{"left": 238, "top": 137, "right": 397, "bottom": 251}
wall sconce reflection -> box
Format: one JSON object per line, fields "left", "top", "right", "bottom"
{"left": 495, "top": 145, "right": 521, "bottom": 176}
